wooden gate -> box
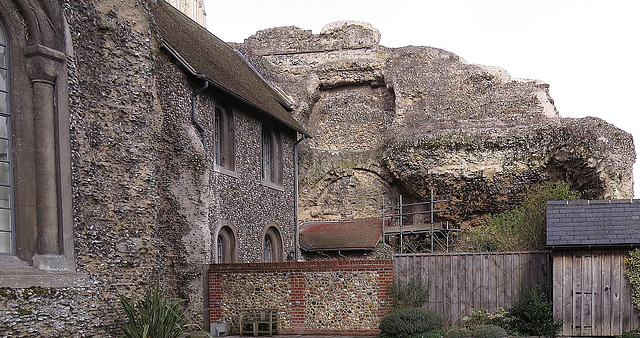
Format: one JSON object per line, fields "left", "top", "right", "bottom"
{"left": 553, "top": 250, "right": 640, "bottom": 336}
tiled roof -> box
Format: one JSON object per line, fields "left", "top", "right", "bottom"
{"left": 152, "top": 0, "right": 307, "bottom": 135}
{"left": 299, "top": 218, "right": 385, "bottom": 251}
{"left": 546, "top": 199, "right": 640, "bottom": 248}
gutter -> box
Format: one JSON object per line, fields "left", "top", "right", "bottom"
{"left": 304, "top": 247, "right": 377, "bottom": 253}
{"left": 192, "top": 76, "right": 208, "bottom": 149}
{"left": 294, "top": 134, "right": 307, "bottom": 262}
{"left": 547, "top": 243, "right": 639, "bottom": 250}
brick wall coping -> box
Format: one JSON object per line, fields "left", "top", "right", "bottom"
{"left": 209, "top": 260, "right": 393, "bottom": 273}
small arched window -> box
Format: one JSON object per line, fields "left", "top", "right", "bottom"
{"left": 263, "top": 226, "right": 284, "bottom": 263}
{"left": 216, "top": 226, "right": 236, "bottom": 263}
{"left": 0, "top": 19, "right": 12, "bottom": 254}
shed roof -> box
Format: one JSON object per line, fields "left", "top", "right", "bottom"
{"left": 152, "top": 0, "right": 307, "bottom": 135}
{"left": 299, "top": 218, "right": 385, "bottom": 251}
{"left": 547, "top": 199, "right": 640, "bottom": 248}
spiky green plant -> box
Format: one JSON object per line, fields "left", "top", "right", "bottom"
{"left": 119, "top": 285, "right": 193, "bottom": 338}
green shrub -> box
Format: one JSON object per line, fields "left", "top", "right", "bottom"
{"left": 620, "top": 328, "right": 640, "bottom": 338}
{"left": 626, "top": 248, "right": 640, "bottom": 311}
{"left": 464, "top": 181, "right": 580, "bottom": 252}
{"left": 388, "top": 277, "right": 431, "bottom": 309}
{"left": 406, "top": 328, "right": 447, "bottom": 338}
{"left": 472, "top": 325, "right": 507, "bottom": 338}
{"left": 507, "top": 283, "right": 562, "bottom": 336}
{"left": 462, "top": 308, "right": 509, "bottom": 330}
{"left": 118, "top": 284, "right": 197, "bottom": 338}
{"left": 445, "top": 327, "right": 472, "bottom": 338}
{"left": 379, "top": 308, "right": 444, "bottom": 337}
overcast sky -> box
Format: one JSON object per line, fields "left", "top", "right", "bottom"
{"left": 202, "top": 0, "right": 639, "bottom": 198}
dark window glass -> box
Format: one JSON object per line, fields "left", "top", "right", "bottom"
{"left": 264, "top": 235, "right": 273, "bottom": 263}
{"left": 0, "top": 21, "right": 12, "bottom": 254}
{"left": 214, "top": 109, "right": 221, "bottom": 166}
{"left": 261, "top": 126, "right": 271, "bottom": 181}
{"left": 217, "top": 234, "right": 224, "bottom": 263}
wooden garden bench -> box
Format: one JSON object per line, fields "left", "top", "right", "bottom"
{"left": 239, "top": 309, "right": 278, "bottom": 336}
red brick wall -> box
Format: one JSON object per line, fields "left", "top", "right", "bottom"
{"left": 207, "top": 260, "right": 393, "bottom": 335}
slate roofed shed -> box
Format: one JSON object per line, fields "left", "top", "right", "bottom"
{"left": 546, "top": 199, "right": 640, "bottom": 248}
{"left": 152, "top": 0, "right": 307, "bottom": 135}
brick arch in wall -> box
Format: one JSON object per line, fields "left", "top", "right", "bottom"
{"left": 301, "top": 167, "right": 396, "bottom": 220}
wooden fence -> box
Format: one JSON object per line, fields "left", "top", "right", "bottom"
{"left": 394, "top": 252, "right": 550, "bottom": 326}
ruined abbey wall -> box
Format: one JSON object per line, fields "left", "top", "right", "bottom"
{"left": 235, "top": 21, "right": 636, "bottom": 227}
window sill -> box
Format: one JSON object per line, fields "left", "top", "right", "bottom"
{"left": 260, "top": 180, "right": 284, "bottom": 191}
{"left": 0, "top": 255, "right": 90, "bottom": 288}
{"left": 213, "top": 165, "right": 238, "bottom": 178}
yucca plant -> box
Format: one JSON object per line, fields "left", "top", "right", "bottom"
{"left": 119, "top": 284, "right": 192, "bottom": 338}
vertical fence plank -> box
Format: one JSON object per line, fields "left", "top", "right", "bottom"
{"left": 602, "top": 252, "right": 613, "bottom": 336}
{"left": 452, "top": 255, "right": 471, "bottom": 323}
{"left": 592, "top": 251, "right": 603, "bottom": 336}
{"left": 552, "top": 253, "right": 567, "bottom": 336}
{"left": 450, "top": 254, "right": 460, "bottom": 324}
{"left": 562, "top": 252, "right": 574, "bottom": 336}
{"left": 620, "top": 251, "right": 633, "bottom": 333}
{"left": 612, "top": 251, "right": 623, "bottom": 334}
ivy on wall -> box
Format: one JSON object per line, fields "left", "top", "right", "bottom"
{"left": 626, "top": 248, "right": 640, "bottom": 311}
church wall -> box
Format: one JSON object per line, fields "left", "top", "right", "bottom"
{"left": 0, "top": 0, "right": 298, "bottom": 336}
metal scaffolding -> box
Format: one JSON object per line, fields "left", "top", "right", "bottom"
{"left": 382, "top": 189, "right": 459, "bottom": 253}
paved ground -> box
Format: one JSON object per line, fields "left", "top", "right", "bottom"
{"left": 224, "top": 336, "right": 377, "bottom": 338}
{"left": 184, "top": 334, "right": 377, "bottom": 338}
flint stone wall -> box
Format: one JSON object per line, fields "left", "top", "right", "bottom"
{"left": 208, "top": 260, "right": 393, "bottom": 335}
